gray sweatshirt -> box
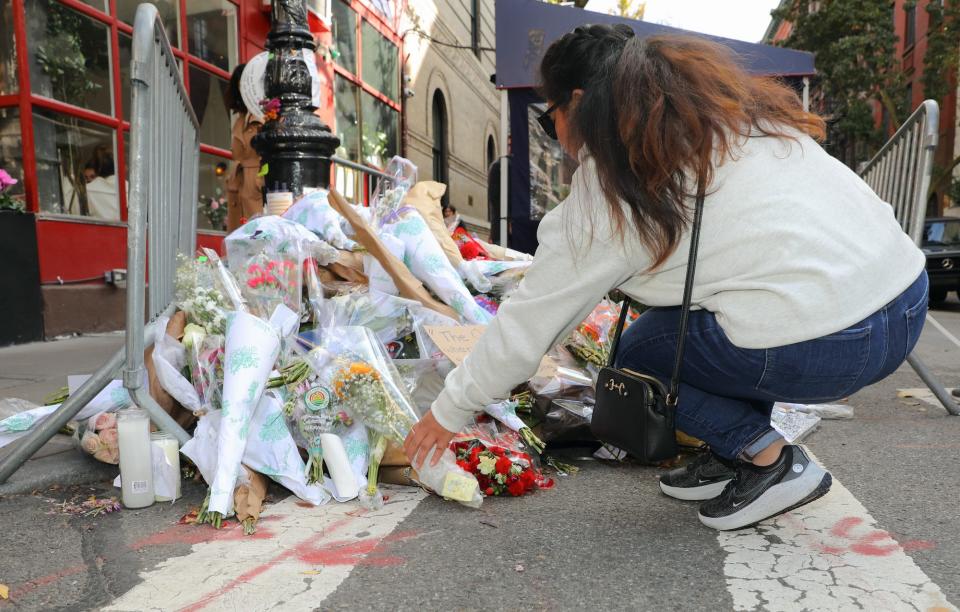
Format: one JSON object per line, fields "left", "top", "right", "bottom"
{"left": 431, "top": 132, "right": 925, "bottom": 432}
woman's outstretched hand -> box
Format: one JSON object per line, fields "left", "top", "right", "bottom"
{"left": 404, "top": 410, "right": 456, "bottom": 468}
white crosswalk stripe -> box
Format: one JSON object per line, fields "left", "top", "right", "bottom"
{"left": 718, "top": 452, "right": 955, "bottom": 611}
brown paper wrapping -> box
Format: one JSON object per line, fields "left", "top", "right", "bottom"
{"left": 381, "top": 441, "right": 410, "bottom": 467}
{"left": 144, "top": 311, "right": 196, "bottom": 430}
{"left": 328, "top": 189, "right": 457, "bottom": 320}
{"left": 234, "top": 466, "right": 269, "bottom": 523}
{"left": 378, "top": 466, "right": 420, "bottom": 488}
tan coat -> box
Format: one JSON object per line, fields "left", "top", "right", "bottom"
{"left": 226, "top": 113, "right": 264, "bottom": 231}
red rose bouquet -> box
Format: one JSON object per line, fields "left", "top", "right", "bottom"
{"left": 451, "top": 424, "right": 553, "bottom": 497}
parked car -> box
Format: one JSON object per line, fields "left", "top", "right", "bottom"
{"left": 921, "top": 217, "right": 960, "bottom": 303}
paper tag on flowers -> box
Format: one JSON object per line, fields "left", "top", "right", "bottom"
{"left": 441, "top": 471, "right": 480, "bottom": 502}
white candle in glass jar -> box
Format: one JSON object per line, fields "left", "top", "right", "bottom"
{"left": 150, "top": 431, "right": 181, "bottom": 502}
{"left": 117, "top": 408, "right": 154, "bottom": 508}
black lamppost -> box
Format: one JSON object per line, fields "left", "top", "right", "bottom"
{"left": 252, "top": 0, "right": 340, "bottom": 196}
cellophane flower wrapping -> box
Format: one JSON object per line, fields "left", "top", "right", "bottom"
{"left": 283, "top": 189, "right": 359, "bottom": 251}
{"left": 369, "top": 156, "right": 418, "bottom": 228}
{"left": 323, "top": 326, "right": 482, "bottom": 508}
{"left": 174, "top": 254, "right": 229, "bottom": 336}
{"left": 187, "top": 333, "right": 225, "bottom": 413}
{"left": 452, "top": 420, "right": 553, "bottom": 497}
{"left": 77, "top": 411, "right": 120, "bottom": 464}
{"left": 280, "top": 345, "right": 358, "bottom": 487}
{"left": 224, "top": 215, "right": 338, "bottom": 320}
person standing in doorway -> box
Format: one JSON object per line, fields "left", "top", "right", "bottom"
{"left": 225, "top": 64, "right": 264, "bottom": 232}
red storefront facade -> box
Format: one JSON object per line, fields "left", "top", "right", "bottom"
{"left": 0, "top": 0, "right": 402, "bottom": 338}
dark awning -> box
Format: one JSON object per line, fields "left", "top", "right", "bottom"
{"left": 495, "top": 0, "right": 815, "bottom": 89}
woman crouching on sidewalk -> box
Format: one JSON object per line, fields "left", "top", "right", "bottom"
{"left": 405, "top": 25, "right": 927, "bottom": 530}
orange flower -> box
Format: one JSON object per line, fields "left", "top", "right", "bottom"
{"left": 350, "top": 362, "right": 373, "bottom": 375}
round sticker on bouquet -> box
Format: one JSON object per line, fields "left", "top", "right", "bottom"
{"left": 304, "top": 385, "right": 331, "bottom": 414}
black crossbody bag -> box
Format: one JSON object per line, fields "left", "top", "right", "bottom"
{"left": 590, "top": 182, "right": 705, "bottom": 463}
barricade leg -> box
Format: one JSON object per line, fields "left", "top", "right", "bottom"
{"left": 0, "top": 348, "right": 124, "bottom": 484}
{"left": 907, "top": 353, "right": 960, "bottom": 416}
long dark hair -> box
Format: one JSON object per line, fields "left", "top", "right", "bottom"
{"left": 539, "top": 25, "right": 826, "bottom": 269}
{"left": 226, "top": 63, "right": 248, "bottom": 114}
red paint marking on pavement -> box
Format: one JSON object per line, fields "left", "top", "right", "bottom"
{"left": 818, "top": 517, "right": 937, "bottom": 557}
{"left": 6, "top": 564, "right": 86, "bottom": 603}
{"left": 177, "top": 517, "right": 356, "bottom": 612}
{"left": 829, "top": 516, "right": 863, "bottom": 538}
{"left": 130, "top": 521, "right": 277, "bottom": 550}
{"left": 293, "top": 530, "right": 418, "bottom": 568}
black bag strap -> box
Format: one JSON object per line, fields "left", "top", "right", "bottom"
{"left": 607, "top": 177, "right": 707, "bottom": 407}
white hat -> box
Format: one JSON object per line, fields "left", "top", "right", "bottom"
{"left": 240, "top": 49, "right": 321, "bottom": 122}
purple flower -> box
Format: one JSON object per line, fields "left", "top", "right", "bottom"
{"left": 0, "top": 169, "right": 17, "bottom": 190}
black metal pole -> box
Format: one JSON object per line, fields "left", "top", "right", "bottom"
{"left": 252, "top": 0, "right": 340, "bottom": 197}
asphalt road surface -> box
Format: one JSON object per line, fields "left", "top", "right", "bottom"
{"left": 1, "top": 298, "right": 958, "bottom": 611}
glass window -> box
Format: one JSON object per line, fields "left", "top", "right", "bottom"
{"left": 335, "top": 75, "right": 360, "bottom": 162}
{"left": 361, "top": 92, "right": 398, "bottom": 168}
{"left": 0, "top": 108, "right": 25, "bottom": 200}
{"left": 26, "top": 0, "right": 113, "bottom": 116}
{"left": 197, "top": 152, "right": 230, "bottom": 232}
{"left": 361, "top": 21, "right": 398, "bottom": 101}
{"left": 32, "top": 109, "right": 119, "bottom": 220}
{"left": 119, "top": 34, "right": 132, "bottom": 123}
{"left": 332, "top": 0, "right": 357, "bottom": 74}
{"left": 0, "top": 0, "right": 16, "bottom": 95}
{"left": 189, "top": 68, "right": 231, "bottom": 150}
{"left": 187, "top": 0, "right": 239, "bottom": 71}
{"left": 116, "top": 0, "right": 180, "bottom": 47}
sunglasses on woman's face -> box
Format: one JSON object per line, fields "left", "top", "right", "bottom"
{"left": 537, "top": 103, "right": 560, "bottom": 140}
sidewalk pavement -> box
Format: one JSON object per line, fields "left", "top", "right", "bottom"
{"left": 0, "top": 334, "right": 124, "bottom": 496}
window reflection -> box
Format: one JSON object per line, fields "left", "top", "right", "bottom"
{"left": 33, "top": 109, "right": 119, "bottom": 220}
{"left": 187, "top": 0, "right": 239, "bottom": 71}
{"left": 197, "top": 152, "right": 230, "bottom": 232}
{"left": 332, "top": 0, "right": 357, "bottom": 74}
{"left": 26, "top": 0, "right": 113, "bottom": 116}
{"left": 361, "top": 92, "right": 398, "bottom": 168}
{"left": 189, "top": 68, "right": 231, "bottom": 150}
{"left": 362, "top": 21, "right": 398, "bottom": 101}
{"left": 0, "top": 108, "right": 25, "bottom": 199}
{"left": 335, "top": 75, "right": 360, "bottom": 162}
{"left": 116, "top": 0, "right": 180, "bottom": 47}
{"left": 0, "top": 0, "right": 16, "bottom": 95}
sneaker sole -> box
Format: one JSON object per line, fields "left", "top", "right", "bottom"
{"left": 660, "top": 479, "right": 731, "bottom": 501}
{"left": 697, "top": 466, "right": 832, "bottom": 531}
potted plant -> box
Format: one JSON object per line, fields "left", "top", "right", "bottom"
{"left": 0, "top": 169, "right": 44, "bottom": 345}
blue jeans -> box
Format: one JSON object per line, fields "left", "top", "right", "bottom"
{"left": 615, "top": 272, "right": 928, "bottom": 460}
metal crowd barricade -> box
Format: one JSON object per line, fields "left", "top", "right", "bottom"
{"left": 331, "top": 155, "right": 394, "bottom": 204}
{"left": 0, "top": 3, "right": 197, "bottom": 485}
{"left": 859, "top": 100, "right": 959, "bottom": 416}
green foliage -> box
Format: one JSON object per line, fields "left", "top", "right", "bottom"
{"left": 34, "top": 0, "right": 102, "bottom": 103}
{"left": 949, "top": 175, "right": 960, "bottom": 207}
{"left": 772, "top": 0, "right": 903, "bottom": 165}
{"left": 921, "top": 0, "right": 960, "bottom": 104}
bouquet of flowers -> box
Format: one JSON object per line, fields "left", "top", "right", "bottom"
{"left": 0, "top": 168, "right": 23, "bottom": 212}
{"left": 325, "top": 326, "right": 482, "bottom": 508}
{"left": 78, "top": 411, "right": 120, "bottom": 464}
{"left": 564, "top": 299, "right": 621, "bottom": 367}
{"left": 199, "top": 189, "right": 228, "bottom": 231}
{"left": 283, "top": 372, "right": 354, "bottom": 484}
{"left": 451, "top": 424, "right": 552, "bottom": 498}
{"left": 174, "top": 254, "right": 230, "bottom": 335}
{"left": 240, "top": 255, "right": 301, "bottom": 320}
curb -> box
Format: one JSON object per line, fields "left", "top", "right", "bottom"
{"left": 0, "top": 448, "right": 118, "bottom": 497}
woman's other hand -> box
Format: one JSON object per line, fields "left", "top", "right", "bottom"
{"left": 403, "top": 410, "right": 456, "bottom": 468}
